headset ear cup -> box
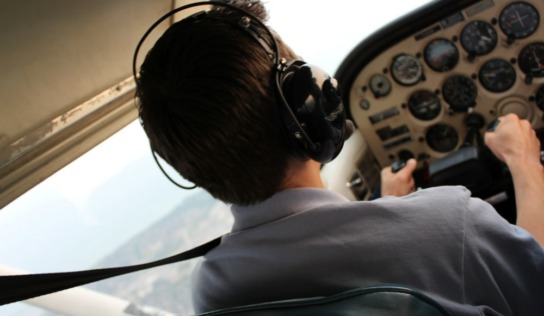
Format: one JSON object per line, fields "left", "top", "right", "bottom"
{"left": 278, "top": 61, "right": 348, "bottom": 163}
{"left": 288, "top": 64, "right": 313, "bottom": 109}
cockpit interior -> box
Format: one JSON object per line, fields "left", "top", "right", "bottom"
{"left": 324, "top": 0, "right": 544, "bottom": 224}
{"left": 1, "top": 0, "right": 544, "bottom": 315}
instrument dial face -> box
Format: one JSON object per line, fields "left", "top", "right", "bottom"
{"left": 460, "top": 20, "right": 498, "bottom": 56}
{"left": 518, "top": 42, "right": 544, "bottom": 78}
{"left": 536, "top": 85, "right": 544, "bottom": 111}
{"left": 369, "top": 74, "right": 392, "bottom": 97}
{"left": 499, "top": 2, "right": 540, "bottom": 39}
{"left": 424, "top": 38, "right": 459, "bottom": 72}
{"left": 442, "top": 75, "right": 478, "bottom": 112}
{"left": 391, "top": 54, "right": 423, "bottom": 86}
{"left": 479, "top": 59, "right": 516, "bottom": 93}
{"left": 426, "top": 124, "right": 459, "bottom": 153}
{"left": 408, "top": 90, "right": 442, "bottom": 121}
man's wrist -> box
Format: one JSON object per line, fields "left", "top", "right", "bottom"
{"left": 507, "top": 160, "right": 544, "bottom": 184}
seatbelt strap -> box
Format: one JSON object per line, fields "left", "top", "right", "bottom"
{"left": 0, "top": 236, "right": 221, "bottom": 305}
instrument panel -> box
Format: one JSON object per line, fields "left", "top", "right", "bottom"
{"left": 347, "top": 0, "right": 544, "bottom": 169}
{"left": 335, "top": 0, "right": 544, "bottom": 220}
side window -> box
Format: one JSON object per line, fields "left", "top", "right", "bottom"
{"left": 0, "top": 121, "right": 232, "bottom": 315}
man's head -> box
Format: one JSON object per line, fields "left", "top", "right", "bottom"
{"left": 136, "top": 0, "right": 348, "bottom": 205}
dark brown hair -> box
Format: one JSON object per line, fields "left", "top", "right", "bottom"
{"left": 136, "top": 0, "right": 298, "bottom": 205}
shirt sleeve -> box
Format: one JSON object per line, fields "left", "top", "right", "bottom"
{"left": 462, "top": 196, "right": 544, "bottom": 316}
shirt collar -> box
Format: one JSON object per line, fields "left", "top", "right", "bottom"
{"left": 230, "top": 188, "right": 349, "bottom": 232}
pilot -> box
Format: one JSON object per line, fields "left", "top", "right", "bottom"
{"left": 135, "top": 0, "right": 544, "bottom": 315}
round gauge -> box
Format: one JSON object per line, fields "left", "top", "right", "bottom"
{"left": 536, "top": 85, "right": 544, "bottom": 111}
{"left": 499, "top": 2, "right": 539, "bottom": 39}
{"left": 442, "top": 75, "right": 478, "bottom": 112}
{"left": 424, "top": 38, "right": 459, "bottom": 72}
{"left": 369, "top": 74, "right": 392, "bottom": 97}
{"left": 408, "top": 90, "right": 442, "bottom": 121}
{"left": 479, "top": 59, "right": 516, "bottom": 92}
{"left": 390, "top": 54, "right": 423, "bottom": 86}
{"left": 460, "top": 20, "right": 498, "bottom": 56}
{"left": 426, "top": 124, "right": 459, "bottom": 153}
{"left": 518, "top": 42, "right": 544, "bottom": 78}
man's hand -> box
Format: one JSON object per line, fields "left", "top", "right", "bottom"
{"left": 381, "top": 158, "right": 417, "bottom": 197}
{"left": 484, "top": 113, "right": 541, "bottom": 172}
{"left": 485, "top": 113, "right": 544, "bottom": 247}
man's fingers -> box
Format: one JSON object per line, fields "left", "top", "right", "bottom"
{"left": 398, "top": 158, "right": 417, "bottom": 176}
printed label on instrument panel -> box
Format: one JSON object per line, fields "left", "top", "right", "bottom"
{"left": 465, "top": 0, "right": 494, "bottom": 18}
{"left": 383, "top": 135, "right": 413, "bottom": 150}
{"left": 369, "top": 107, "right": 400, "bottom": 124}
{"left": 415, "top": 25, "right": 441, "bottom": 41}
{"left": 376, "top": 125, "right": 410, "bottom": 141}
{"left": 440, "top": 12, "right": 465, "bottom": 29}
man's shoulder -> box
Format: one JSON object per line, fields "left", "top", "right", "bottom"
{"left": 407, "top": 185, "right": 471, "bottom": 201}
{"left": 345, "top": 186, "right": 480, "bottom": 230}
{"left": 366, "top": 186, "right": 473, "bottom": 214}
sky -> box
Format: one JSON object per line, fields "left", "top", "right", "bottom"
{"left": 0, "top": 1, "right": 433, "bottom": 315}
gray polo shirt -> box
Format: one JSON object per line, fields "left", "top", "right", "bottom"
{"left": 192, "top": 186, "right": 544, "bottom": 315}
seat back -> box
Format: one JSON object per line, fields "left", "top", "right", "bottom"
{"left": 198, "top": 285, "right": 452, "bottom": 316}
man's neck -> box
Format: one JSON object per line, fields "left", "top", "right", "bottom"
{"left": 280, "top": 159, "right": 325, "bottom": 190}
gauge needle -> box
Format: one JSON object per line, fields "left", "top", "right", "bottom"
{"left": 533, "top": 50, "right": 541, "bottom": 65}
{"left": 515, "top": 11, "right": 526, "bottom": 27}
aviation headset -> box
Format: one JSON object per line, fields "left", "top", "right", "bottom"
{"left": 132, "top": 0, "right": 352, "bottom": 188}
